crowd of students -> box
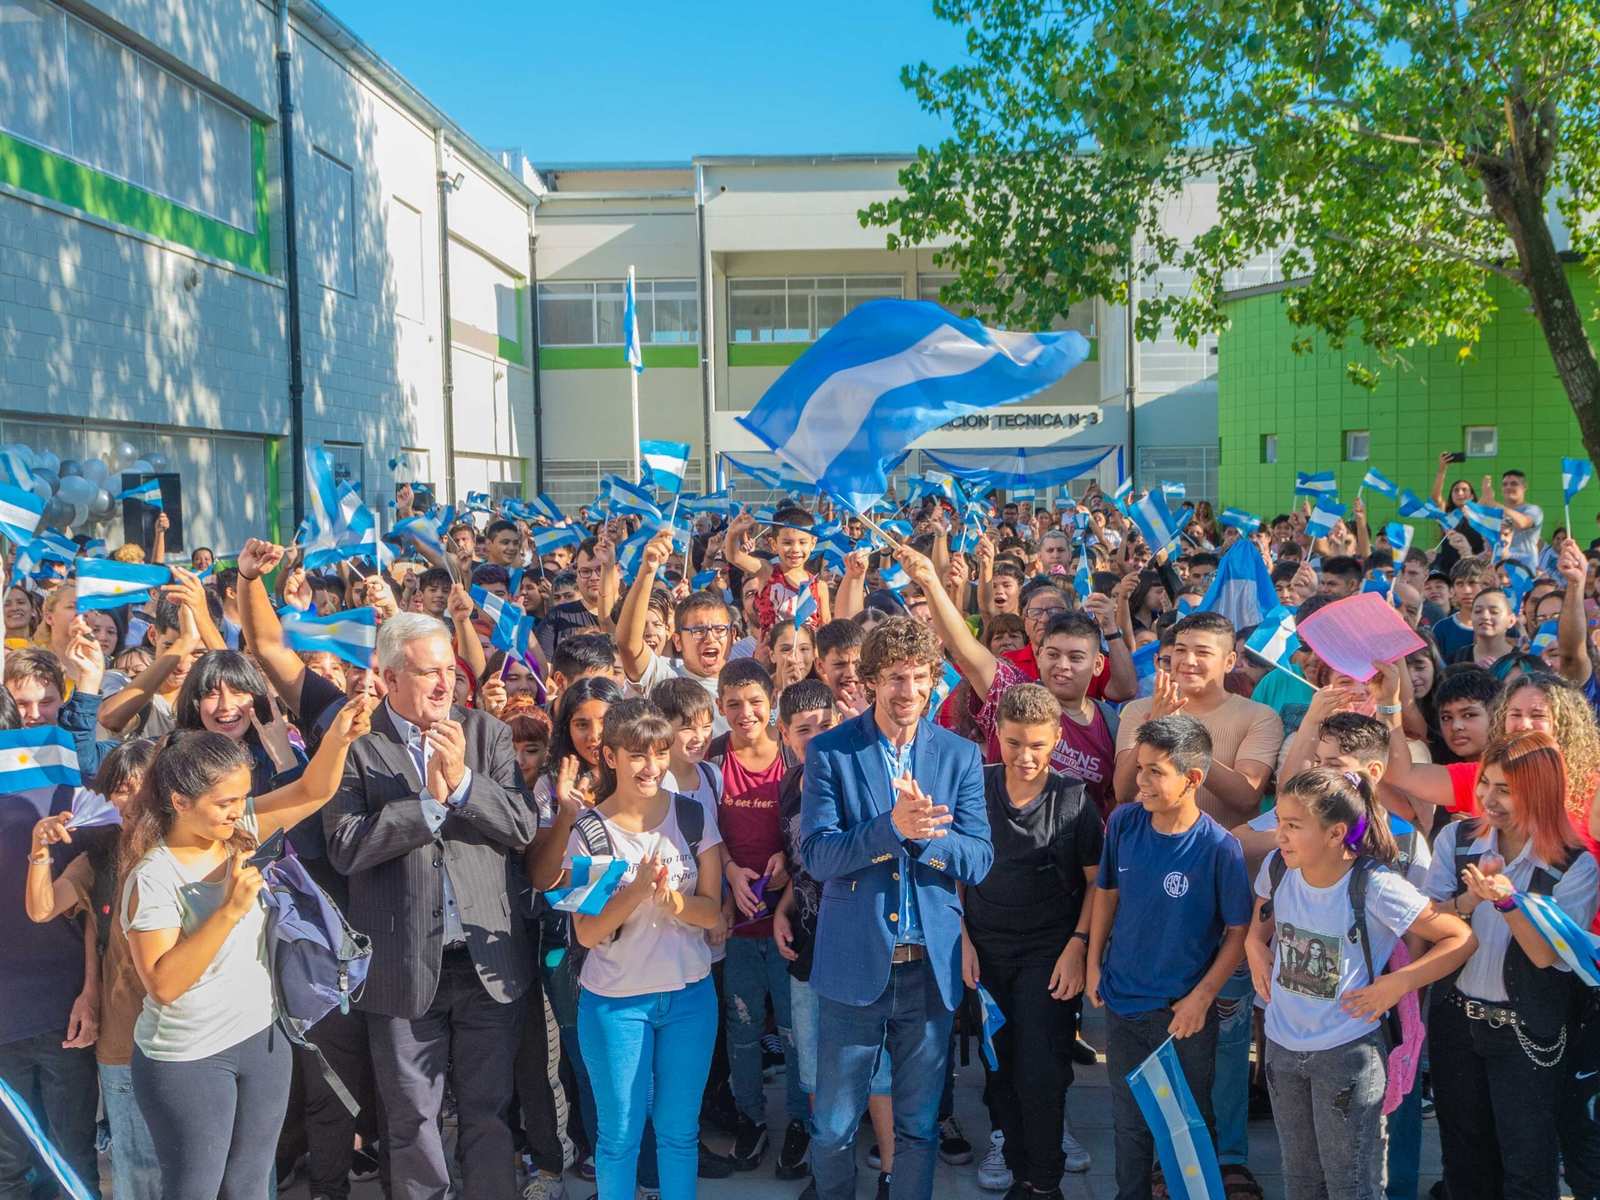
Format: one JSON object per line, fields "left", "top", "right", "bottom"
{"left": 3, "top": 457, "right": 1600, "bottom": 1200}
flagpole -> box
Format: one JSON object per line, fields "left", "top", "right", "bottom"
{"left": 627, "top": 265, "right": 642, "bottom": 486}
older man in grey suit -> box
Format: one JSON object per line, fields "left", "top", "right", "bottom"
{"left": 325, "top": 612, "right": 538, "bottom": 1200}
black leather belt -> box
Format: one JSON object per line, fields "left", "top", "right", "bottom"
{"left": 891, "top": 944, "right": 927, "bottom": 964}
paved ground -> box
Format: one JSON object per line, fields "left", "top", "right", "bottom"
{"left": 267, "top": 1007, "right": 1445, "bottom": 1200}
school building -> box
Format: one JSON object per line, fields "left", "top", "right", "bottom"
{"left": 1216, "top": 266, "right": 1599, "bottom": 536}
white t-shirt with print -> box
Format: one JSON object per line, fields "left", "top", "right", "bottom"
{"left": 630, "top": 650, "right": 728, "bottom": 735}
{"left": 1254, "top": 855, "right": 1427, "bottom": 1051}
{"left": 568, "top": 796, "right": 723, "bottom": 998}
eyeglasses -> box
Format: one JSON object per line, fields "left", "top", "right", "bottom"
{"left": 681, "top": 623, "right": 732, "bottom": 639}
{"left": 1025, "top": 606, "right": 1067, "bottom": 620}
{"left": 575, "top": 566, "right": 605, "bottom": 579}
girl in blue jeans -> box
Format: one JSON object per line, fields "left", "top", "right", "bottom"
{"left": 568, "top": 699, "right": 727, "bottom": 1200}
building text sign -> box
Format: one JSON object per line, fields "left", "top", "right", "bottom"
{"left": 938, "top": 409, "right": 1102, "bottom": 432}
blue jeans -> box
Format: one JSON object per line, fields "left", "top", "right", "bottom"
{"left": 1385, "top": 1073, "right": 1422, "bottom": 1200}
{"left": 724, "top": 936, "right": 805, "bottom": 1124}
{"left": 811, "top": 958, "right": 955, "bottom": 1200}
{"left": 577, "top": 978, "right": 717, "bottom": 1200}
{"left": 790, "top": 977, "right": 891, "bottom": 1098}
{"left": 1213, "top": 964, "right": 1254, "bottom": 1166}
{"left": 99, "top": 1063, "right": 161, "bottom": 1200}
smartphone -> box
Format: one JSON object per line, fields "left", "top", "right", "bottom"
{"left": 1446, "top": 451, "right": 1467, "bottom": 464}
{"left": 253, "top": 694, "right": 276, "bottom": 725}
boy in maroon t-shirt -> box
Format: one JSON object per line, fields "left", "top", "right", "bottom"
{"left": 706, "top": 658, "right": 805, "bottom": 1169}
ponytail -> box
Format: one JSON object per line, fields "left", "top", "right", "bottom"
{"left": 1279, "top": 767, "right": 1399, "bottom": 866}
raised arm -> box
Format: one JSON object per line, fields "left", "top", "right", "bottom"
{"left": 896, "top": 544, "right": 997, "bottom": 695}
{"left": 832, "top": 549, "right": 868, "bottom": 621}
{"left": 1556, "top": 542, "right": 1592, "bottom": 686}
{"left": 163, "top": 567, "right": 225, "bottom": 651}
{"left": 617, "top": 530, "right": 674, "bottom": 683}
{"left": 1430, "top": 451, "right": 1451, "bottom": 510}
{"left": 236, "top": 540, "right": 309, "bottom": 714}
{"left": 253, "top": 696, "right": 374, "bottom": 839}
{"left": 447, "top": 584, "right": 487, "bottom": 682}
{"left": 97, "top": 606, "right": 200, "bottom": 734}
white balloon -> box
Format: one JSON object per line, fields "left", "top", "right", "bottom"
{"left": 89, "top": 488, "right": 114, "bottom": 519}
{"left": 68, "top": 502, "right": 89, "bottom": 529}
{"left": 145, "top": 453, "right": 168, "bottom": 472}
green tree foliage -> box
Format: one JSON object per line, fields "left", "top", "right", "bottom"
{"left": 863, "top": 0, "right": 1600, "bottom": 459}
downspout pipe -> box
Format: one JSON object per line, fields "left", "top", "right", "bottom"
{"left": 694, "top": 164, "right": 714, "bottom": 490}
{"left": 436, "top": 133, "right": 457, "bottom": 505}
{"left": 528, "top": 226, "right": 544, "bottom": 492}
{"left": 275, "top": 0, "right": 306, "bottom": 525}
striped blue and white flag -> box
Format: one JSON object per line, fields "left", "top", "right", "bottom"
{"left": 879, "top": 563, "right": 910, "bottom": 593}
{"left": 1563, "top": 458, "right": 1594, "bottom": 504}
{"left": 388, "top": 514, "right": 445, "bottom": 560}
{"left": 640, "top": 439, "right": 691, "bottom": 495}
{"left": 78, "top": 538, "right": 106, "bottom": 559}
{"left": 1010, "top": 485, "right": 1037, "bottom": 504}
{"left": 66, "top": 788, "right": 121, "bottom": 830}
{"left": 975, "top": 983, "right": 1006, "bottom": 1071}
{"left": 1074, "top": 553, "right": 1093, "bottom": 602}
{"left": 1195, "top": 539, "right": 1277, "bottom": 629}
{"left": 1360, "top": 468, "right": 1399, "bottom": 498}
{"left": 0, "top": 726, "right": 82, "bottom": 792}
{"left": 280, "top": 607, "right": 378, "bottom": 669}
{"left": 1129, "top": 489, "right": 1192, "bottom": 554}
{"left": 1398, "top": 489, "right": 1446, "bottom": 522}
{"left": 1219, "top": 507, "right": 1261, "bottom": 534}
{"left": 930, "top": 659, "right": 962, "bottom": 714}
{"left": 1295, "top": 471, "right": 1338, "bottom": 498}
{"left": 35, "top": 529, "right": 78, "bottom": 560}
{"left": 470, "top": 586, "right": 533, "bottom": 659}
{"left": 510, "top": 493, "right": 566, "bottom": 525}
{"left": 1126, "top": 1038, "right": 1227, "bottom": 1200}
{"left": 622, "top": 267, "right": 644, "bottom": 375}
{"left": 1112, "top": 478, "right": 1133, "bottom": 508}
{"left": 1245, "top": 605, "right": 1301, "bottom": 670}
{"left": 1462, "top": 501, "right": 1503, "bottom": 543}
{"left": 1513, "top": 890, "right": 1600, "bottom": 988}
{"left": 0, "top": 484, "right": 44, "bottom": 546}
{"left": 1160, "top": 480, "right": 1186, "bottom": 502}
{"left": 1531, "top": 620, "right": 1559, "bottom": 655}
{"left": 602, "top": 475, "right": 664, "bottom": 523}
{"left": 1384, "top": 523, "right": 1415, "bottom": 560}
{"left": 1305, "top": 497, "right": 1347, "bottom": 539}
{"left": 1132, "top": 640, "right": 1159, "bottom": 699}
{"left": 791, "top": 587, "right": 819, "bottom": 629}
{"left": 0, "top": 1076, "right": 95, "bottom": 1200}
{"left": 678, "top": 490, "right": 737, "bottom": 517}
{"left": 114, "top": 478, "right": 163, "bottom": 509}
{"left": 0, "top": 448, "right": 32, "bottom": 491}
{"left": 75, "top": 558, "right": 171, "bottom": 611}
{"left": 691, "top": 569, "right": 718, "bottom": 592}
{"left": 532, "top": 525, "right": 583, "bottom": 557}
{"left": 465, "top": 491, "right": 493, "bottom": 512}
{"left": 736, "top": 299, "right": 1090, "bottom": 510}
{"left": 545, "top": 856, "right": 631, "bottom": 915}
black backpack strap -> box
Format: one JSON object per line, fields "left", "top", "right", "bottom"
{"left": 571, "top": 808, "right": 613, "bottom": 858}
{"left": 1347, "top": 857, "right": 1405, "bottom": 1047}
{"left": 1258, "top": 849, "right": 1289, "bottom": 921}
{"left": 673, "top": 793, "right": 706, "bottom": 858}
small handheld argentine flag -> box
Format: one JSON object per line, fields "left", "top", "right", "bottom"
{"left": 526, "top": 493, "right": 567, "bottom": 524}
{"left": 1304, "top": 497, "right": 1347, "bottom": 539}
{"left": 75, "top": 558, "right": 171, "bottom": 611}
{"left": 1219, "top": 507, "right": 1260, "bottom": 534}
{"left": 389, "top": 515, "right": 446, "bottom": 559}
{"left": 603, "top": 475, "right": 664, "bottom": 524}
{"left": 1112, "top": 477, "right": 1133, "bottom": 510}
{"left": 678, "top": 490, "right": 737, "bottom": 517}
{"left": 1360, "top": 467, "right": 1398, "bottom": 498}
{"left": 280, "top": 606, "right": 378, "bottom": 669}
{"left": 879, "top": 563, "right": 911, "bottom": 593}
{"left": 0, "top": 726, "right": 82, "bottom": 792}
{"left": 66, "top": 789, "right": 122, "bottom": 830}
{"left": 639, "top": 439, "right": 691, "bottom": 496}
{"left": 544, "top": 856, "right": 631, "bottom": 915}
{"left": 1531, "top": 620, "right": 1559, "bottom": 655}
{"left": 975, "top": 983, "right": 1006, "bottom": 1070}
{"left": 532, "top": 525, "right": 583, "bottom": 557}
{"left": 1245, "top": 605, "right": 1301, "bottom": 671}
{"left": 736, "top": 299, "right": 1090, "bottom": 511}
{"left": 1462, "top": 501, "right": 1503, "bottom": 543}
{"left": 930, "top": 659, "right": 962, "bottom": 713}
{"left": 622, "top": 267, "right": 644, "bottom": 375}
{"left": 1384, "top": 522, "right": 1415, "bottom": 560}
{"left": 1127, "top": 1037, "right": 1227, "bottom": 1199}
{"left": 0, "top": 484, "right": 45, "bottom": 546}
{"left": 1194, "top": 538, "right": 1277, "bottom": 629}
{"left": 1129, "top": 489, "right": 1192, "bottom": 555}
{"left": 1563, "top": 458, "right": 1594, "bottom": 504}
{"left": 1132, "top": 639, "right": 1159, "bottom": 698}
{"left": 115, "top": 478, "right": 164, "bottom": 509}
{"left": 470, "top": 586, "right": 533, "bottom": 659}
{"left": 1398, "top": 489, "right": 1446, "bottom": 522}
{"left": 791, "top": 587, "right": 819, "bottom": 630}
{"left": 1512, "top": 890, "right": 1600, "bottom": 988}
{"left": 1160, "top": 480, "right": 1186, "bottom": 502}
{"left": 1295, "top": 471, "right": 1338, "bottom": 498}
{"left": 0, "top": 1076, "right": 96, "bottom": 1200}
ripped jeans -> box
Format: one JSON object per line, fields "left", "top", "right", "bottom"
{"left": 1212, "top": 964, "right": 1255, "bottom": 1166}
{"left": 1265, "top": 1033, "right": 1388, "bottom": 1200}
{"left": 723, "top": 935, "right": 806, "bottom": 1125}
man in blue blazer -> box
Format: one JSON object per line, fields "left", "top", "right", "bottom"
{"left": 801, "top": 614, "right": 993, "bottom": 1200}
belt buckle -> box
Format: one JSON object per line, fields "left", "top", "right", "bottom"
{"left": 1463, "top": 999, "right": 1486, "bottom": 1020}
{"left": 1487, "top": 1007, "right": 1511, "bottom": 1029}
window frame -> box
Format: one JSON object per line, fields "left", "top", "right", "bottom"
{"left": 728, "top": 274, "right": 906, "bottom": 344}
{"left": 535, "top": 278, "right": 700, "bottom": 348}
{"left": 1261, "top": 434, "right": 1278, "bottom": 465}
{"left": 1464, "top": 426, "right": 1499, "bottom": 458}
{"left": 1344, "top": 430, "right": 1370, "bottom": 462}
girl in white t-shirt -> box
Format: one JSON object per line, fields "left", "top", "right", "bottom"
{"left": 570, "top": 697, "right": 725, "bottom": 1200}
{"left": 1245, "top": 768, "right": 1473, "bottom": 1200}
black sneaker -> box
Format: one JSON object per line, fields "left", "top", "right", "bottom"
{"left": 698, "top": 1142, "right": 735, "bottom": 1179}
{"left": 702, "top": 1079, "right": 740, "bottom": 1136}
{"left": 348, "top": 1146, "right": 381, "bottom": 1183}
{"left": 939, "top": 1116, "right": 973, "bottom": 1165}
{"left": 775, "top": 1120, "right": 810, "bottom": 1180}
{"left": 731, "top": 1115, "right": 769, "bottom": 1171}
{"left": 1071, "top": 1037, "right": 1099, "bottom": 1066}
{"left": 876, "top": 1171, "right": 892, "bottom": 1200}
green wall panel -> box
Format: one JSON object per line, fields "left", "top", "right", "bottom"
{"left": 0, "top": 124, "right": 272, "bottom": 274}
{"left": 539, "top": 344, "right": 699, "bottom": 369}
{"left": 1216, "top": 266, "right": 1599, "bottom": 537}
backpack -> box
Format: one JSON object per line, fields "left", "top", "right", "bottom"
{"left": 253, "top": 830, "right": 373, "bottom": 1116}
{"left": 1259, "top": 851, "right": 1403, "bottom": 1046}
{"left": 561, "top": 794, "right": 707, "bottom": 982}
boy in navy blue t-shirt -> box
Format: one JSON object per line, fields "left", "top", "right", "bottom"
{"left": 1087, "top": 714, "right": 1252, "bottom": 1200}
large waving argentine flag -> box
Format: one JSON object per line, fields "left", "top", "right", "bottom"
{"left": 737, "top": 300, "right": 1091, "bottom": 510}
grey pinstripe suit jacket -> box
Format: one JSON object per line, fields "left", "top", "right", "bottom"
{"left": 323, "top": 702, "right": 538, "bottom": 1019}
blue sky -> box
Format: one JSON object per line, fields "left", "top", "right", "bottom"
{"left": 322, "top": 1, "right": 964, "bottom": 164}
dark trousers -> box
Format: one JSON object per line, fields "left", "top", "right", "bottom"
{"left": 979, "top": 956, "right": 1078, "bottom": 1191}
{"left": 811, "top": 958, "right": 956, "bottom": 1200}
{"left": 1558, "top": 994, "right": 1600, "bottom": 1200}
{"left": 301, "top": 1006, "right": 385, "bottom": 1200}
{"left": 1105, "top": 1006, "right": 1220, "bottom": 1200}
{"left": 0, "top": 1032, "right": 98, "bottom": 1200}
{"left": 1432, "top": 998, "right": 1564, "bottom": 1200}
{"left": 368, "top": 949, "right": 525, "bottom": 1200}
{"left": 132, "top": 1024, "right": 293, "bottom": 1200}
{"left": 514, "top": 948, "right": 571, "bottom": 1176}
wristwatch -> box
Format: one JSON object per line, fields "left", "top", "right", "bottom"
{"left": 1070, "top": 931, "right": 1090, "bottom": 945}
{"left": 1376, "top": 704, "right": 1403, "bottom": 716}
{"left": 1104, "top": 630, "right": 1123, "bottom": 642}
{"left": 1492, "top": 895, "right": 1518, "bottom": 913}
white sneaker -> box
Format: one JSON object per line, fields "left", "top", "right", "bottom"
{"left": 977, "top": 1130, "right": 1013, "bottom": 1191}
{"left": 1061, "top": 1113, "right": 1092, "bottom": 1173}
{"left": 521, "top": 1175, "right": 566, "bottom": 1200}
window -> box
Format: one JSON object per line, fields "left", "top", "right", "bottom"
{"left": 536, "top": 280, "right": 699, "bottom": 347}
{"left": 385, "top": 197, "right": 425, "bottom": 322}
{"left": 1140, "top": 446, "right": 1219, "bottom": 504}
{"left": 322, "top": 442, "right": 364, "bottom": 498}
{"left": 728, "top": 275, "right": 904, "bottom": 343}
{"left": 0, "top": 0, "right": 254, "bottom": 230}
{"left": 1261, "top": 435, "right": 1278, "bottom": 465}
{"left": 1344, "top": 430, "right": 1370, "bottom": 462}
{"left": 306, "top": 149, "right": 355, "bottom": 294}
{"left": 1465, "top": 426, "right": 1499, "bottom": 458}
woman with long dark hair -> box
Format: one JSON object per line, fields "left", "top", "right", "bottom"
{"left": 174, "top": 651, "right": 303, "bottom": 795}
{"left": 120, "top": 702, "right": 371, "bottom": 1200}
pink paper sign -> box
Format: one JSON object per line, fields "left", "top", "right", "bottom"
{"left": 1296, "top": 592, "right": 1425, "bottom": 682}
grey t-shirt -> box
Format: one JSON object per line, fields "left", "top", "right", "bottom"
{"left": 1506, "top": 502, "right": 1543, "bottom": 568}
{"left": 122, "top": 800, "right": 276, "bottom": 1061}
